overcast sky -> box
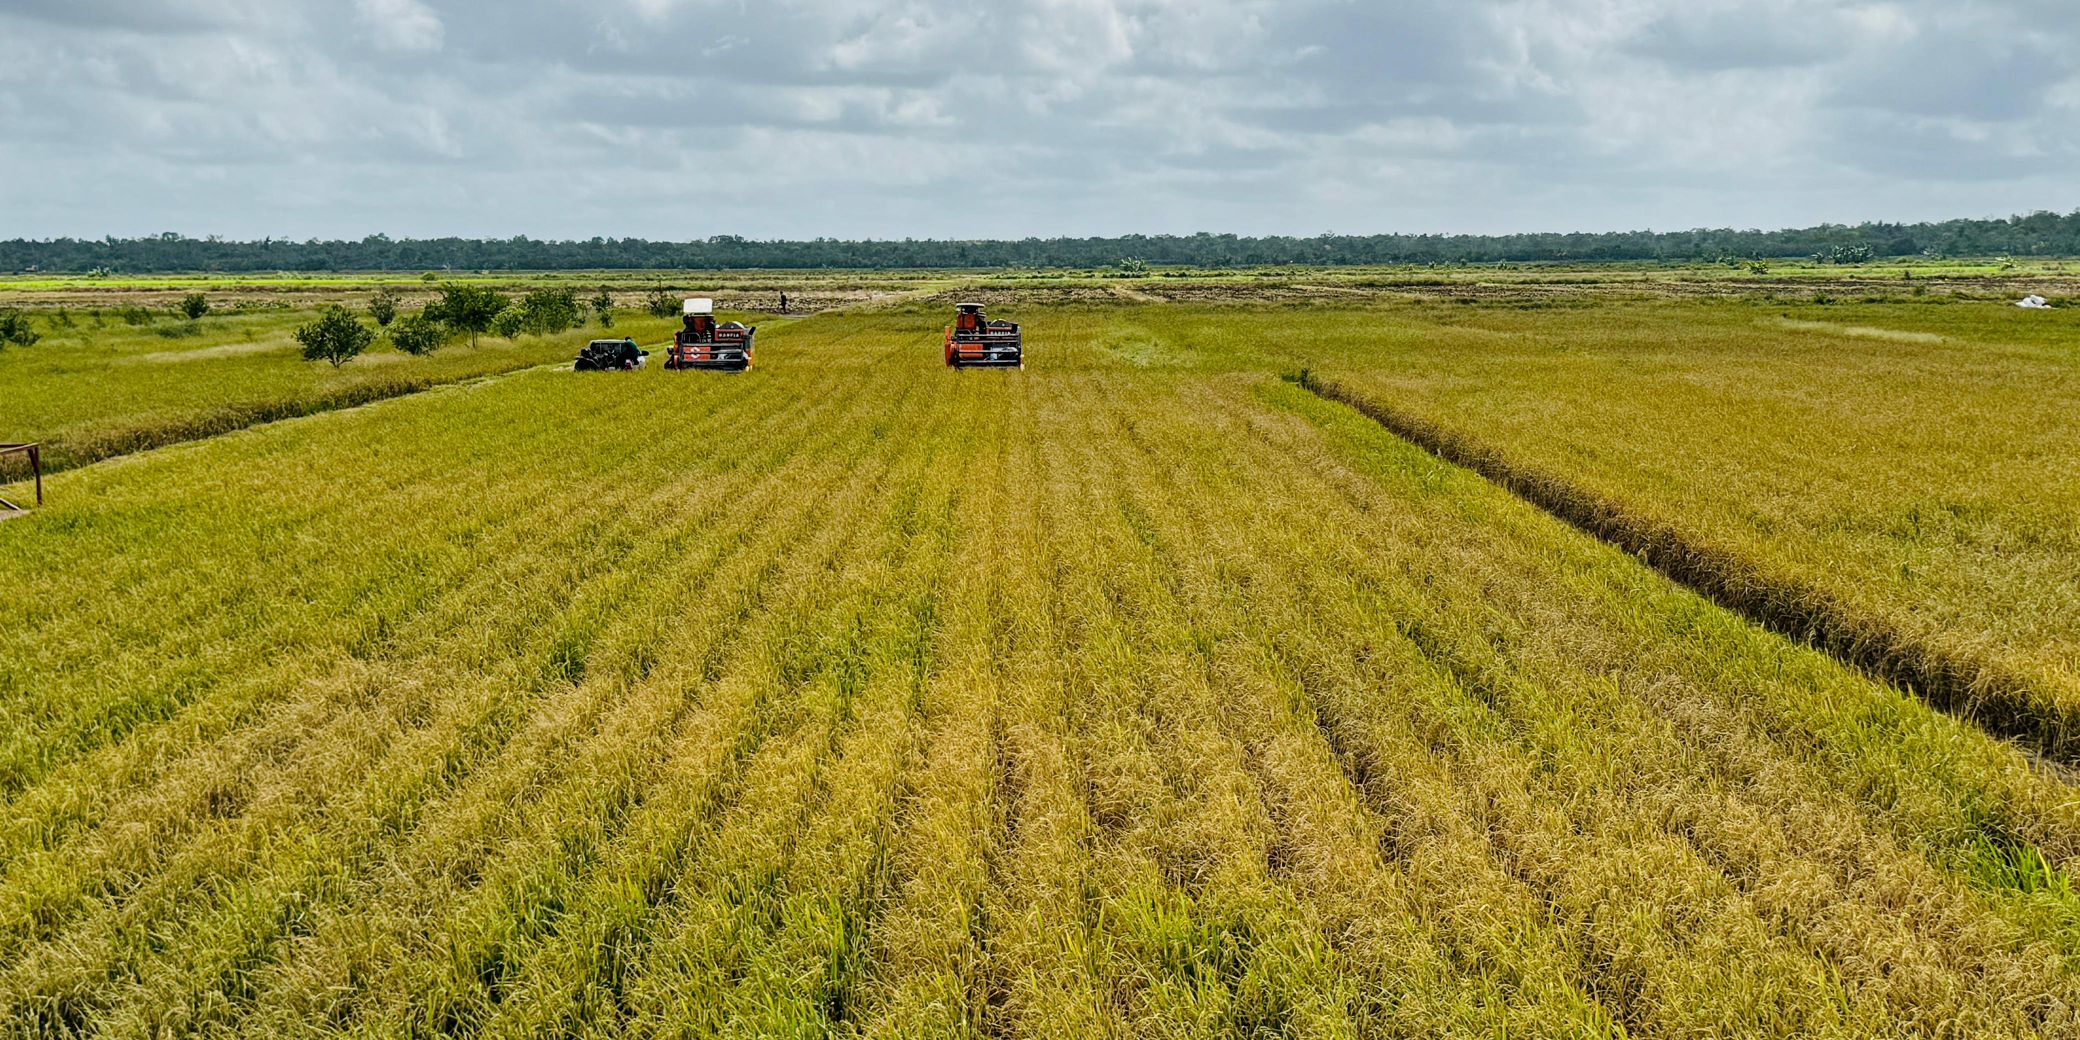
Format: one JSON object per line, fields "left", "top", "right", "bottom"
{"left": 2, "top": 0, "right": 2075, "bottom": 241}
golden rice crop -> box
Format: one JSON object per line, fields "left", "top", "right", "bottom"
{"left": 2, "top": 300, "right": 2078, "bottom": 1037}
{"left": 1270, "top": 298, "right": 2080, "bottom": 760}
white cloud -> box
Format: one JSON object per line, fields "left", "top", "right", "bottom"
{"left": 355, "top": 0, "right": 443, "bottom": 53}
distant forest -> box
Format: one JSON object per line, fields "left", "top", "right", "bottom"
{"left": 7, "top": 211, "right": 2080, "bottom": 273}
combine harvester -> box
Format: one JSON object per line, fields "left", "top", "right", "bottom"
{"left": 945, "top": 303, "right": 1023, "bottom": 369}
{"left": 667, "top": 298, "right": 755, "bottom": 371}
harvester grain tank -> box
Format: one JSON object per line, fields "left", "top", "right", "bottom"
{"left": 667, "top": 298, "right": 755, "bottom": 371}
{"left": 944, "top": 303, "right": 1022, "bottom": 369}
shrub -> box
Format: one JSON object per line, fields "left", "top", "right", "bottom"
{"left": 119, "top": 305, "right": 155, "bottom": 326}
{"left": 1815, "top": 244, "right": 1875, "bottom": 266}
{"left": 490, "top": 308, "right": 526, "bottom": 339}
{"left": 0, "top": 308, "right": 40, "bottom": 348}
{"left": 591, "top": 289, "right": 614, "bottom": 329}
{"left": 368, "top": 288, "right": 401, "bottom": 327}
{"left": 388, "top": 312, "right": 446, "bottom": 356}
{"left": 644, "top": 290, "right": 679, "bottom": 319}
{"left": 180, "top": 293, "right": 210, "bottom": 321}
{"left": 294, "top": 305, "right": 374, "bottom": 367}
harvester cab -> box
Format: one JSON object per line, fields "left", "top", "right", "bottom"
{"left": 666, "top": 298, "right": 755, "bottom": 371}
{"left": 945, "top": 303, "right": 1023, "bottom": 369}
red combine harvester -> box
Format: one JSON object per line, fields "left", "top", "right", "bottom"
{"left": 945, "top": 303, "right": 1022, "bottom": 369}
{"left": 666, "top": 298, "right": 755, "bottom": 371}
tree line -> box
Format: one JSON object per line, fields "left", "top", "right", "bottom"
{"left": 6, "top": 211, "right": 2080, "bottom": 273}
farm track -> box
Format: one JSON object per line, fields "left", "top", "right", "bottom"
{"left": 5, "top": 308, "right": 2080, "bottom": 1035}
{"left": 1297, "top": 372, "right": 2080, "bottom": 769}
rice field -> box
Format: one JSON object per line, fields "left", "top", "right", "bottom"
{"left": 4, "top": 289, "right": 2080, "bottom": 1037}
{"left": 1279, "top": 299, "right": 2080, "bottom": 757}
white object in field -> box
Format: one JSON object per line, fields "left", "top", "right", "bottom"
{"left": 684, "top": 298, "right": 715, "bottom": 316}
{"left": 2017, "top": 295, "right": 2052, "bottom": 309}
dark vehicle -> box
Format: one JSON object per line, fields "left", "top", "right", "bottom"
{"left": 944, "top": 303, "right": 1022, "bottom": 368}
{"left": 666, "top": 298, "right": 755, "bottom": 371}
{"left": 574, "top": 338, "right": 647, "bottom": 371}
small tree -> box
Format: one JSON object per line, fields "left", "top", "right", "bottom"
{"left": 368, "top": 288, "right": 401, "bottom": 327}
{"left": 179, "top": 293, "right": 211, "bottom": 321}
{"left": 644, "top": 290, "right": 678, "bottom": 319}
{"left": 388, "top": 312, "right": 446, "bottom": 356}
{"left": 425, "top": 284, "right": 510, "bottom": 347}
{"left": 295, "top": 305, "right": 373, "bottom": 367}
{"left": 517, "top": 288, "right": 582, "bottom": 335}
{"left": 591, "top": 289, "right": 614, "bottom": 329}
{"left": 0, "top": 308, "right": 40, "bottom": 348}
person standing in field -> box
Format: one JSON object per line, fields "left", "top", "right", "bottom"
{"left": 779, "top": 292, "right": 789, "bottom": 314}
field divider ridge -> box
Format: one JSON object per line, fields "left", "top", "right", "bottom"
{"left": 1295, "top": 371, "right": 2080, "bottom": 769}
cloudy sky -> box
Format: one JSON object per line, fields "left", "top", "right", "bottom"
{"left": 2, "top": 0, "right": 2075, "bottom": 240}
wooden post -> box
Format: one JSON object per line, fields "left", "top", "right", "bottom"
{"left": 0, "top": 443, "right": 39, "bottom": 511}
